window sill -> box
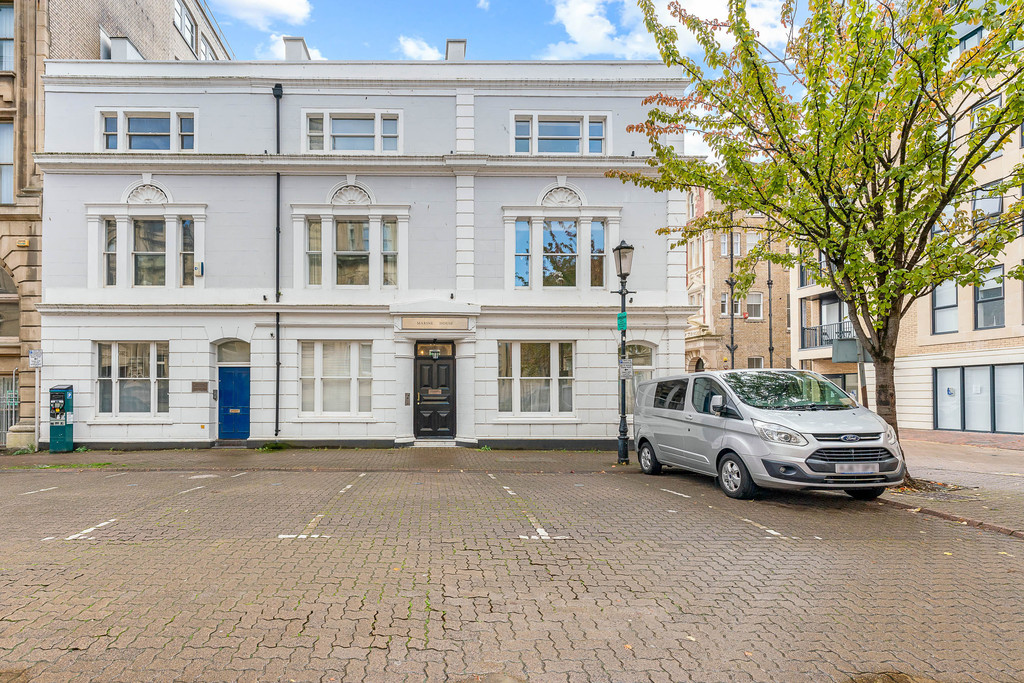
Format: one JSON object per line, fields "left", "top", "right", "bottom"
{"left": 86, "top": 417, "right": 173, "bottom": 425}
{"left": 293, "top": 415, "right": 375, "bottom": 423}
{"left": 493, "top": 415, "right": 579, "bottom": 423}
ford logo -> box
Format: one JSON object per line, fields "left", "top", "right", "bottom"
{"left": 840, "top": 434, "right": 861, "bottom": 443}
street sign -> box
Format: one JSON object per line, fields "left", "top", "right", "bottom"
{"left": 619, "top": 358, "right": 634, "bottom": 379}
{"left": 28, "top": 350, "right": 42, "bottom": 368}
{"left": 616, "top": 312, "right": 627, "bottom": 331}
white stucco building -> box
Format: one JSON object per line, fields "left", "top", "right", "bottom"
{"left": 37, "top": 39, "right": 697, "bottom": 449}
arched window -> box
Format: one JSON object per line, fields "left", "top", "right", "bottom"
{"left": 695, "top": 358, "right": 705, "bottom": 372}
{"left": 625, "top": 343, "right": 655, "bottom": 415}
{"left": 0, "top": 269, "right": 18, "bottom": 338}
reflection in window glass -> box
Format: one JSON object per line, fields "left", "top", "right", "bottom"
{"left": 515, "top": 220, "right": 530, "bottom": 287}
{"left": 543, "top": 220, "right": 577, "bottom": 287}
{"left": 335, "top": 219, "right": 370, "bottom": 285}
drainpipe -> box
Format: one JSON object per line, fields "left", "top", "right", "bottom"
{"left": 273, "top": 83, "right": 283, "bottom": 437}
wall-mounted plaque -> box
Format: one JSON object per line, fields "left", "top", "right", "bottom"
{"left": 192, "top": 381, "right": 209, "bottom": 393}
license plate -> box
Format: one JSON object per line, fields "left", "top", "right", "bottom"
{"left": 835, "top": 463, "right": 879, "bottom": 474}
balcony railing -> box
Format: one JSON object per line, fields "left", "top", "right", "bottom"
{"left": 800, "top": 321, "right": 855, "bottom": 349}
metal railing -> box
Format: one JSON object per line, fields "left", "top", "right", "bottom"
{"left": 800, "top": 321, "right": 855, "bottom": 349}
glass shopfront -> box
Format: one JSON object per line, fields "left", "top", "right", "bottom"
{"left": 934, "top": 364, "right": 1024, "bottom": 434}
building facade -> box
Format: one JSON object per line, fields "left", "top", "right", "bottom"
{"left": 790, "top": 20, "right": 1024, "bottom": 435}
{"left": 37, "top": 44, "right": 698, "bottom": 449}
{"left": 682, "top": 188, "right": 791, "bottom": 375}
{"left": 1, "top": 0, "right": 228, "bottom": 448}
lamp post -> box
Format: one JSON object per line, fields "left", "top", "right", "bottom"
{"left": 613, "top": 240, "right": 634, "bottom": 466}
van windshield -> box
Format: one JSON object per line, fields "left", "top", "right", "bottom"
{"left": 721, "top": 371, "right": 856, "bottom": 410}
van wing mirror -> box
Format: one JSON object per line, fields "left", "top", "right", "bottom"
{"left": 709, "top": 395, "right": 725, "bottom": 415}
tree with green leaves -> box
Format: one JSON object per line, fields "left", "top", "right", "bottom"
{"left": 613, "top": 0, "right": 1024, "bottom": 438}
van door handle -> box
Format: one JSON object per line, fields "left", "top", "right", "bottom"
{"left": 683, "top": 413, "right": 694, "bottom": 420}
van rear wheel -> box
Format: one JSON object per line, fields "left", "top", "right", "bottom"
{"left": 638, "top": 442, "right": 662, "bottom": 475}
{"left": 718, "top": 453, "right": 758, "bottom": 499}
{"left": 845, "top": 487, "right": 886, "bottom": 501}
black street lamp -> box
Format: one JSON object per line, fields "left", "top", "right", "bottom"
{"left": 613, "top": 240, "right": 634, "bottom": 466}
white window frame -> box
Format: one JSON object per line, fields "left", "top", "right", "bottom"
{"left": 720, "top": 293, "right": 742, "bottom": 317}
{"left": 291, "top": 199, "right": 410, "bottom": 291}
{"left": 298, "top": 341, "right": 373, "bottom": 416}
{"left": 720, "top": 232, "right": 742, "bottom": 257}
{"left": 96, "top": 341, "right": 170, "bottom": 417}
{"left": 302, "top": 109, "right": 403, "bottom": 154}
{"left": 508, "top": 112, "right": 613, "bottom": 155}
{"left": 502, "top": 203, "right": 621, "bottom": 292}
{"left": 497, "top": 341, "right": 575, "bottom": 416}
{"left": 96, "top": 109, "right": 198, "bottom": 153}
{"left": 86, "top": 198, "right": 207, "bottom": 290}
{"left": 971, "top": 95, "right": 1002, "bottom": 160}
{"left": 173, "top": 0, "right": 196, "bottom": 52}
{"left": 746, "top": 292, "right": 763, "bottom": 319}
{"left": 198, "top": 36, "right": 215, "bottom": 61}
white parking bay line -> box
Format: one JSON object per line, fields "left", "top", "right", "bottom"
{"left": 105, "top": 472, "right": 127, "bottom": 479}
{"left": 177, "top": 486, "right": 206, "bottom": 495}
{"left": 66, "top": 519, "right": 117, "bottom": 540}
{"left": 742, "top": 518, "right": 791, "bottom": 540}
{"left": 20, "top": 487, "right": 58, "bottom": 496}
{"left": 503, "top": 486, "right": 517, "bottom": 497}
{"left": 230, "top": 472, "right": 247, "bottom": 478}
{"left": 660, "top": 488, "right": 691, "bottom": 498}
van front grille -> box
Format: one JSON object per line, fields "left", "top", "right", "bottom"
{"left": 812, "top": 433, "right": 881, "bottom": 442}
{"left": 808, "top": 447, "right": 892, "bottom": 462}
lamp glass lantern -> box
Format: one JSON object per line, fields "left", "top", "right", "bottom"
{"left": 613, "top": 241, "right": 634, "bottom": 279}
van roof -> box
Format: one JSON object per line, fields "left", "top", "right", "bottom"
{"left": 636, "top": 368, "right": 809, "bottom": 389}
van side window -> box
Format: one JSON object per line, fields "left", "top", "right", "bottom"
{"left": 653, "top": 379, "right": 688, "bottom": 410}
{"left": 692, "top": 377, "right": 727, "bottom": 414}
{"left": 666, "top": 380, "right": 688, "bottom": 410}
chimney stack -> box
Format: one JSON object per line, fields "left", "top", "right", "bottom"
{"left": 283, "top": 36, "right": 311, "bottom": 61}
{"left": 445, "top": 39, "right": 467, "bottom": 61}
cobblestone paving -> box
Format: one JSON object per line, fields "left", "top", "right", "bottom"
{"left": 1, "top": 452, "right": 1022, "bottom": 682}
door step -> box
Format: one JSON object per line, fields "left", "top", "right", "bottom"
{"left": 412, "top": 440, "right": 457, "bottom": 448}
{"left": 213, "top": 439, "right": 247, "bottom": 449}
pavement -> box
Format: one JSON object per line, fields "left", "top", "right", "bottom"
{"left": 0, "top": 440, "right": 1022, "bottom": 682}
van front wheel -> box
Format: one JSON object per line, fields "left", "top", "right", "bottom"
{"left": 718, "top": 453, "right": 758, "bottom": 499}
{"left": 638, "top": 442, "right": 662, "bottom": 475}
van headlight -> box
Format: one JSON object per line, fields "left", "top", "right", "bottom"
{"left": 885, "top": 424, "right": 898, "bottom": 445}
{"left": 751, "top": 419, "right": 808, "bottom": 446}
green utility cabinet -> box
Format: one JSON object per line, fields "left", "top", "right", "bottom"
{"left": 49, "top": 385, "right": 74, "bottom": 453}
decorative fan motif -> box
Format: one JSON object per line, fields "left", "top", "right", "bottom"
{"left": 127, "top": 184, "right": 168, "bottom": 204}
{"left": 332, "top": 185, "right": 371, "bottom": 205}
{"left": 542, "top": 187, "right": 582, "bottom": 207}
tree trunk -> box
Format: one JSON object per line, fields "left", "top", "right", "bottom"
{"left": 872, "top": 348, "right": 917, "bottom": 485}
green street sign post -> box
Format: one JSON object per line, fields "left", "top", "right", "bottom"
{"left": 617, "top": 312, "right": 627, "bottom": 331}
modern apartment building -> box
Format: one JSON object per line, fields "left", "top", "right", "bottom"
{"left": 790, "top": 21, "right": 1024, "bottom": 435}
{"left": 682, "top": 188, "right": 791, "bottom": 375}
{"left": 0, "top": 0, "right": 229, "bottom": 448}
{"left": 36, "top": 40, "right": 698, "bottom": 449}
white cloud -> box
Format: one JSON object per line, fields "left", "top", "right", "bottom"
{"left": 541, "top": 0, "right": 786, "bottom": 60}
{"left": 477, "top": 0, "right": 490, "bottom": 8}
{"left": 256, "top": 33, "right": 325, "bottom": 60}
{"left": 210, "top": 0, "right": 312, "bottom": 31}
{"left": 397, "top": 36, "right": 443, "bottom": 60}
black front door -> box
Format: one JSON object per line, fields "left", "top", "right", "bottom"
{"left": 414, "top": 342, "right": 456, "bottom": 438}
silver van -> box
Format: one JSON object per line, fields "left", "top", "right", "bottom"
{"left": 632, "top": 369, "right": 905, "bottom": 500}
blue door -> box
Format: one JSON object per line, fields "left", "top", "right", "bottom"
{"left": 218, "top": 367, "right": 250, "bottom": 440}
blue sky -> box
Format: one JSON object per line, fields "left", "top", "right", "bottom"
{"left": 204, "top": 0, "right": 787, "bottom": 62}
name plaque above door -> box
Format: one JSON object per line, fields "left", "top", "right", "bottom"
{"left": 402, "top": 317, "right": 470, "bottom": 331}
